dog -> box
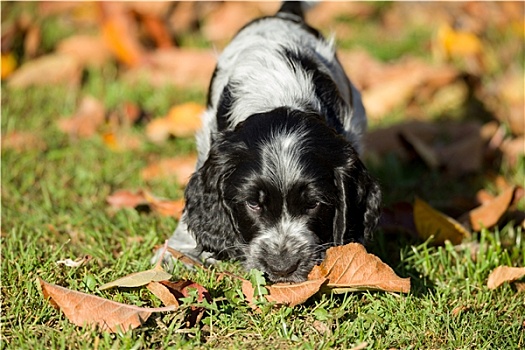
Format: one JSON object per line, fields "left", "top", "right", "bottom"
{"left": 155, "top": 1, "right": 381, "bottom": 283}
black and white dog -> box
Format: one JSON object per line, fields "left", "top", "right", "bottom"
{"left": 156, "top": 2, "right": 381, "bottom": 283}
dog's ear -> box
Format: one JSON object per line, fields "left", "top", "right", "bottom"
{"left": 184, "top": 134, "right": 244, "bottom": 258}
{"left": 333, "top": 147, "right": 381, "bottom": 245}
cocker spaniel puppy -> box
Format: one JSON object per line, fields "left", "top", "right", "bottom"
{"left": 156, "top": 2, "right": 381, "bottom": 283}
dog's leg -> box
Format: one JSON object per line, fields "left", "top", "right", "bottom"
{"left": 151, "top": 212, "right": 219, "bottom": 270}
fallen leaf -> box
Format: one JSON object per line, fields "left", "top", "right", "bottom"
{"left": 39, "top": 278, "right": 175, "bottom": 332}
{"left": 166, "top": 247, "right": 204, "bottom": 268}
{"left": 467, "top": 186, "right": 516, "bottom": 231}
{"left": 399, "top": 130, "right": 440, "bottom": 169}
{"left": 56, "top": 35, "right": 112, "bottom": 68}
{"left": 436, "top": 22, "right": 483, "bottom": 59}
{"left": 101, "top": 3, "right": 144, "bottom": 67}
{"left": 1, "top": 53, "right": 17, "bottom": 79}
{"left": 123, "top": 48, "right": 216, "bottom": 89}
{"left": 1, "top": 131, "right": 47, "bottom": 151}
{"left": 241, "top": 278, "right": 327, "bottom": 308}
{"left": 140, "top": 14, "right": 173, "bottom": 48}
{"left": 308, "top": 243, "right": 410, "bottom": 293}
{"left": 487, "top": 266, "right": 525, "bottom": 290}
{"left": 7, "top": 53, "right": 81, "bottom": 88}
{"left": 146, "top": 281, "right": 179, "bottom": 307}
{"left": 57, "top": 96, "right": 106, "bottom": 138}
{"left": 142, "top": 190, "right": 185, "bottom": 218}
{"left": 141, "top": 155, "right": 197, "bottom": 184}
{"left": 106, "top": 189, "right": 147, "bottom": 209}
{"left": 159, "top": 280, "right": 211, "bottom": 327}
{"left": 107, "top": 189, "right": 185, "bottom": 219}
{"left": 413, "top": 197, "right": 471, "bottom": 245}
{"left": 146, "top": 102, "right": 204, "bottom": 142}
{"left": 202, "top": 2, "right": 261, "bottom": 47}
{"left": 101, "top": 130, "right": 143, "bottom": 151}
{"left": 99, "top": 265, "right": 172, "bottom": 290}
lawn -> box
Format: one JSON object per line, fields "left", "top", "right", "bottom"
{"left": 1, "top": 2, "right": 524, "bottom": 349}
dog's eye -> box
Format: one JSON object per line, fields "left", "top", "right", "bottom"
{"left": 305, "top": 201, "right": 320, "bottom": 212}
{"left": 246, "top": 200, "right": 261, "bottom": 212}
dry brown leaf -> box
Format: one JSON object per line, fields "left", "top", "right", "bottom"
{"left": 1, "top": 131, "right": 47, "bottom": 151}
{"left": 308, "top": 243, "right": 410, "bottom": 293}
{"left": 142, "top": 191, "right": 184, "bottom": 218}
{"left": 159, "top": 280, "right": 211, "bottom": 326}
{"left": 106, "top": 189, "right": 184, "bottom": 219}
{"left": 57, "top": 96, "right": 106, "bottom": 139}
{"left": 146, "top": 103, "right": 204, "bottom": 142}
{"left": 242, "top": 278, "right": 327, "bottom": 308}
{"left": 124, "top": 48, "right": 216, "bottom": 89}
{"left": 487, "top": 266, "right": 525, "bottom": 290}
{"left": 7, "top": 53, "right": 81, "bottom": 88}
{"left": 146, "top": 281, "right": 179, "bottom": 307}
{"left": 166, "top": 247, "right": 204, "bottom": 268}
{"left": 106, "top": 189, "right": 147, "bottom": 209}
{"left": 437, "top": 134, "right": 483, "bottom": 175}
{"left": 39, "top": 278, "right": 175, "bottom": 332}
{"left": 399, "top": 130, "right": 440, "bottom": 169}
{"left": 141, "top": 155, "right": 197, "bottom": 184}
{"left": 99, "top": 265, "right": 172, "bottom": 290}
{"left": 202, "top": 2, "right": 261, "bottom": 46}
{"left": 56, "top": 35, "right": 112, "bottom": 68}
{"left": 467, "top": 186, "right": 516, "bottom": 231}
{"left": 413, "top": 197, "right": 471, "bottom": 245}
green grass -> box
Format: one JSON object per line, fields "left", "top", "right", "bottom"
{"left": 2, "top": 3, "right": 525, "bottom": 349}
{"left": 2, "top": 78, "right": 524, "bottom": 350}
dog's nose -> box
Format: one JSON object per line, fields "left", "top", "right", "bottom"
{"left": 268, "top": 261, "right": 300, "bottom": 278}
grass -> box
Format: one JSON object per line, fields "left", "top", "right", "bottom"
{"left": 2, "top": 76, "right": 524, "bottom": 350}
{"left": 2, "top": 3, "right": 525, "bottom": 349}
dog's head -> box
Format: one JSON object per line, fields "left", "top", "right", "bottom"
{"left": 185, "top": 108, "right": 381, "bottom": 282}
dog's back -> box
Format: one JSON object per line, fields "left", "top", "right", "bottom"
{"left": 196, "top": 2, "right": 367, "bottom": 168}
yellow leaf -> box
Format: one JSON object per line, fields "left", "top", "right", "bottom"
{"left": 437, "top": 23, "right": 483, "bottom": 59}
{"left": 1, "top": 53, "right": 17, "bottom": 79}
{"left": 413, "top": 197, "right": 470, "bottom": 245}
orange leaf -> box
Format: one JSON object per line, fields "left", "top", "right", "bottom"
{"left": 1, "top": 53, "right": 17, "bottom": 79}
{"left": 487, "top": 266, "right": 525, "bottom": 290}
{"left": 146, "top": 102, "right": 204, "bottom": 142}
{"left": 413, "top": 197, "right": 471, "bottom": 245}
{"left": 437, "top": 23, "right": 483, "bottom": 59}
{"left": 101, "top": 5, "right": 144, "bottom": 67}
{"left": 241, "top": 278, "right": 327, "bottom": 308}
{"left": 468, "top": 186, "right": 516, "bottom": 231}
{"left": 308, "top": 243, "right": 410, "bottom": 293}
{"left": 39, "top": 278, "right": 175, "bottom": 332}
{"left": 141, "top": 155, "right": 197, "bottom": 185}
